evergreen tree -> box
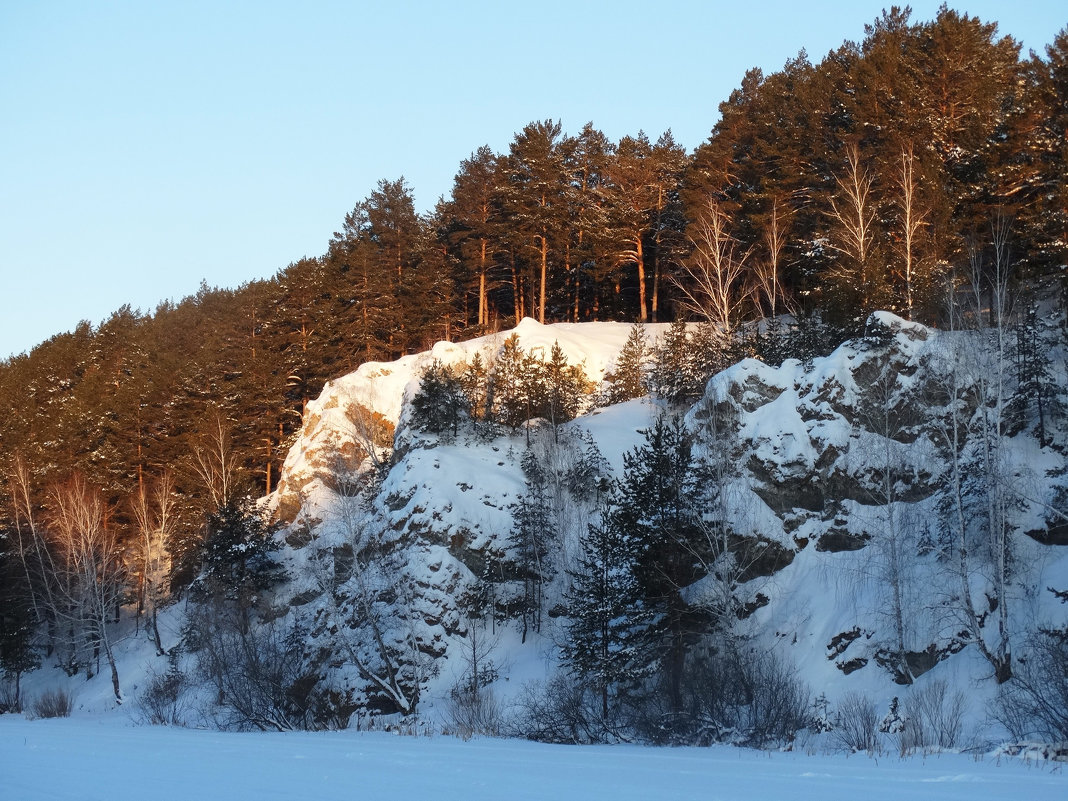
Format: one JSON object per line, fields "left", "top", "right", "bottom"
{"left": 502, "top": 120, "right": 575, "bottom": 323}
{"left": 443, "top": 145, "right": 504, "bottom": 329}
{"left": 603, "top": 323, "right": 649, "bottom": 405}
{"left": 613, "top": 415, "right": 710, "bottom": 719}
{"left": 487, "top": 334, "right": 527, "bottom": 428}
{"left": 542, "top": 341, "right": 588, "bottom": 428}
{"left": 647, "top": 321, "right": 708, "bottom": 404}
{"left": 562, "top": 491, "right": 649, "bottom": 720}
{"left": 409, "top": 359, "right": 468, "bottom": 438}
{"left": 195, "top": 498, "right": 284, "bottom": 613}
{"left": 0, "top": 536, "right": 39, "bottom": 710}
{"left": 508, "top": 450, "right": 554, "bottom": 641}
{"left": 458, "top": 352, "right": 490, "bottom": 427}
{"left": 1011, "top": 301, "right": 1064, "bottom": 448}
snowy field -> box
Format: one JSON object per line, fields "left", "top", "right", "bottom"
{"left": 2, "top": 715, "right": 1064, "bottom": 801}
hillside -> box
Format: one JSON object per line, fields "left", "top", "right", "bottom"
{"left": 7, "top": 309, "right": 1068, "bottom": 753}
{"left": 79, "top": 313, "right": 1068, "bottom": 743}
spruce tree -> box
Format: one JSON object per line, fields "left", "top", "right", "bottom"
{"left": 488, "top": 334, "right": 526, "bottom": 428}
{"left": 410, "top": 359, "right": 468, "bottom": 438}
{"left": 603, "top": 323, "right": 649, "bottom": 405}
{"left": 542, "top": 341, "right": 587, "bottom": 428}
{"left": 563, "top": 492, "right": 650, "bottom": 720}
{"left": 647, "top": 321, "right": 707, "bottom": 404}
{"left": 613, "top": 415, "right": 710, "bottom": 719}
{"left": 195, "top": 498, "right": 284, "bottom": 613}
{"left": 508, "top": 450, "right": 554, "bottom": 641}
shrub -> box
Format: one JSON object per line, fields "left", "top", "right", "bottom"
{"left": 668, "top": 640, "right": 810, "bottom": 748}
{"left": 833, "top": 692, "right": 881, "bottom": 753}
{"left": 444, "top": 686, "right": 505, "bottom": 740}
{"left": 138, "top": 655, "right": 189, "bottom": 726}
{"left": 0, "top": 680, "right": 21, "bottom": 713}
{"left": 995, "top": 628, "right": 1068, "bottom": 743}
{"left": 899, "top": 680, "right": 968, "bottom": 753}
{"left": 185, "top": 603, "right": 317, "bottom": 732}
{"left": 31, "top": 687, "right": 74, "bottom": 719}
{"left": 509, "top": 675, "right": 610, "bottom": 744}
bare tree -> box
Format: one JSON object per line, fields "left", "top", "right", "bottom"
{"left": 850, "top": 351, "right": 928, "bottom": 683}
{"left": 827, "top": 144, "right": 877, "bottom": 301}
{"left": 307, "top": 468, "right": 435, "bottom": 717}
{"left": 674, "top": 197, "right": 749, "bottom": 334}
{"left": 45, "top": 475, "right": 126, "bottom": 701}
{"left": 936, "top": 216, "right": 1017, "bottom": 683}
{"left": 8, "top": 454, "right": 50, "bottom": 629}
{"left": 750, "top": 198, "right": 792, "bottom": 319}
{"left": 130, "top": 471, "right": 175, "bottom": 655}
{"left": 894, "top": 146, "right": 928, "bottom": 320}
{"left": 189, "top": 411, "right": 243, "bottom": 511}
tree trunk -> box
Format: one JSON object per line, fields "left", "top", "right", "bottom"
{"left": 539, "top": 233, "right": 548, "bottom": 324}
{"left": 636, "top": 235, "right": 649, "bottom": 322}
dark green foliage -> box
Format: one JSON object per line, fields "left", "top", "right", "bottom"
{"left": 487, "top": 336, "right": 588, "bottom": 429}
{"left": 1010, "top": 302, "right": 1065, "bottom": 448}
{"left": 612, "top": 415, "right": 712, "bottom": 717}
{"left": 0, "top": 13, "right": 1065, "bottom": 718}
{"left": 565, "top": 431, "right": 612, "bottom": 504}
{"left": 602, "top": 323, "right": 649, "bottom": 404}
{"left": 409, "top": 360, "right": 468, "bottom": 438}
{"left": 0, "top": 536, "right": 39, "bottom": 710}
{"left": 562, "top": 491, "right": 651, "bottom": 719}
{"left": 194, "top": 499, "right": 284, "bottom": 607}
{"left": 508, "top": 450, "right": 555, "bottom": 640}
{"left": 647, "top": 322, "right": 713, "bottom": 404}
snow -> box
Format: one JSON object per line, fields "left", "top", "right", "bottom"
{"left": 1, "top": 715, "right": 1064, "bottom": 801}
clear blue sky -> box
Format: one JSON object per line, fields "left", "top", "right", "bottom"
{"left": 1, "top": 1, "right": 1063, "bottom": 359}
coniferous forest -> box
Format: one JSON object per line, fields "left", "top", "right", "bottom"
{"left": 1, "top": 8, "right": 1068, "bottom": 741}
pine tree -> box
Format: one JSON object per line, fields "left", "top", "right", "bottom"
{"left": 0, "top": 539, "right": 39, "bottom": 710}
{"left": 501, "top": 120, "right": 575, "bottom": 323}
{"left": 444, "top": 145, "right": 504, "bottom": 329}
{"left": 458, "top": 352, "right": 490, "bottom": 429}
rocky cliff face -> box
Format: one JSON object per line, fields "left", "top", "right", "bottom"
{"left": 267, "top": 313, "right": 1068, "bottom": 720}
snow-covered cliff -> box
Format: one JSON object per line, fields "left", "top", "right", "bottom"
{"left": 262, "top": 312, "right": 1067, "bottom": 739}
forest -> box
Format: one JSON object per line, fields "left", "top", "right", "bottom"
{"left": 1, "top": 8, "right": 1067, "bottom": 740}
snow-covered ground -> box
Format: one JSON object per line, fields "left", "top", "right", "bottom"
{"left": 2, "top": 715, "right": 1064, "bottom": 801}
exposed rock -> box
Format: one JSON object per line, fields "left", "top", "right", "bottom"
{"left": 816, "top": 530, "right": 870, "bottom": 552}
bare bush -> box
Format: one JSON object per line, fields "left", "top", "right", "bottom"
{"left": 138, "top": 656, "right": 189, "bottom": 726}
{"left": 899, "top": 679, "right": 968, "bottom": 753}
{"left": 995, "top": 628, "right": 1068, "bottom": 743}
{"left": 444, "top": 686, "right": 505, "bottom": 740}
{"left": 671, "top": 640, "right": 810, "bottom": 748}
{"left": 31, "top": 687, "right": 74, "bottom": 719}
{"left": 833, "top": 692, "right": 881, "bottom": 753}
{"left": 0, "top": 681, "right": 22, "bottom": 713}
{"left": 509, "top": 675, "right": 610, "bottom": 744}
{"left": 184, "top": 602, "right": 316, "bottom": 732}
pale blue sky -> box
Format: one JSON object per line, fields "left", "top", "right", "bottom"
{"left": 1, "top": 1, "right": 1063, "bottom": 358}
